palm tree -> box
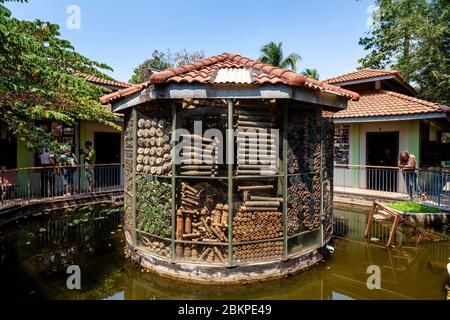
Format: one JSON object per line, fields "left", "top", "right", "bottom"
{"left": 258, "top": 42, "right": 301, "bottom": 72}
{"left": 301, "top": 68, "right": 320, "bottom": 80}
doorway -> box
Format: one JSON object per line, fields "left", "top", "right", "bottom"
{"left": 94, "top": 132, "right": 121, "bottom": 164}
{"left": 366, "top": 132, "right": 399, "bottom": 192}
{"left": 94, "top": 132, "right": 121, "bottom": 188}
{"left": 0, "top": 128, "right": 17, "bottom": 169}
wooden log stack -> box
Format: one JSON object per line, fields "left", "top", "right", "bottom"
{"left": 176, "top": 182, "right": 228, "bottom": 264}
{"left": 235, "top": 106, "right": 279, "bottom": 176}
{"left": 136, "top": 116, "right": 172, "bottom": 175}
{"left": 233, "top": 241, "right": 283, "bottom": 263}
{"left": 232, "top": 188, "right": 283, "bottom": 261}
{"left": 233, "top": 211, "right": 283, "bottom": 242}
{"left": 141, "top": 236, "right": 171, "bottom": 258}
{"left": 180, "top": 135, "right": 219, "bottom": 177}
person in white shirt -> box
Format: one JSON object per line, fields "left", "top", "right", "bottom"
{"left": 38, "top": 148, "right": 55, "bottom": 197}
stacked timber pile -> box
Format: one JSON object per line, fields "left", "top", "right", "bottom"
{"left": 176, "top": 182, "right": 228, "bottom": 264}
{"left": 235, "top": 105, "right": 278, "bottom": 176}
{"left": 233, "top": 242, "right": 284, "bottom": 263}
{"left": 286, "top": 110, "right": 322, "bottom": 235}
{"left": 141, "top": 237, "right": 171, "bottom": 258}
{"left": 136, "top": 116, "right": 172, "bottom": 176}
{"left": 233, "top": 184, "right": 284, "bottom": 262}
{"left": 179, "top": 134, "right": 219, "bottom": 177}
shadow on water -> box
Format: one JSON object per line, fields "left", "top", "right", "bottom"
{"left": 0, "top": 203, "right": 449, "bottom": 300}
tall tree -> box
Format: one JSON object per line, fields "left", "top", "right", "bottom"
{"left": 301, "top": 68, "right": 320, "bottom": 80}
{"left": 0, "top": 0, "right": 120, "bottom": 151}
{"left": 258, "top": 42, "right": 301, "bottom": 72}
{"left": 129, "top": 49, "right": 205, "bottom": 84}
{"left": 359, "top": 0, "right": 449, "bottom": 104}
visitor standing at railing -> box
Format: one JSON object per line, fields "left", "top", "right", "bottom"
{"left": 38, "top": 148, "right": 56, "bottom": 197}
{"left": 80, "top": 141, "right": 96, "bottom": 193}
{"left": 398, "top": 151, "right": 425, "bottom": 201}
{"left": 58, "top": 146, "right": 78, "bottom": 196}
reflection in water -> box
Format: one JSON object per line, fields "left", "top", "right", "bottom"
{"left": 0, "top": 204, "right": 449, "bottom": 300}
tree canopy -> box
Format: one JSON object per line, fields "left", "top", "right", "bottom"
{"left": 301, "top": 68, "right": 320, "bottom": 80}
{"left": 0, "top": 0, "right": 120, "bottom": 151}
{"left": 359, "top": 0, "right": 449, "bottom": 105}
{"left": 129, "top": 49, "right": 205, "bottom": 84}
{"left": 258, "top": 42, "right": 301, "bottom": 72}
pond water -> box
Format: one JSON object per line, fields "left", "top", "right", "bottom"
{"left": 0, "top": 203, "right": 449, "bottom": 300}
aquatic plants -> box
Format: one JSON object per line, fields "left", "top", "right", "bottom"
{"left": 386, "top": 201, "right": 441, "bottom": 214}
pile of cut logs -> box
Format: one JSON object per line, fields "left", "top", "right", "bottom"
{"left": 179, "top": 134, "right": 219, "bottom": 177}
{"left": 235, "top": 106, "right": 278, "bottom": 176}
{"left": 232, "top": 184, "right": 284, "bottom": 261}
{"left": 136, "top": 116, "right": 172, "bottom": 175}
{"left": 141, "top": 237, "right": 171, "bottom": 258}
{"left": 176, "top": 182, "right": 228, "bottom": 264}
{"left": 233, "top": 186, "right": 283, "bottom": 242}
{"left": 287, "top": 115, "right": 303, "bottom": 174}
{"left": 233, "top": 242, "right": 283, "bottom": 263}
{"left": 288, "top": 176, "right": 321, "bottom": 235}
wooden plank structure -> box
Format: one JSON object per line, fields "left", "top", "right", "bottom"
{"left": 365, "top": 201, "right": 441, "bottom": 247}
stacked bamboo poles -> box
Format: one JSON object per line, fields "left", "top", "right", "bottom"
{"left": 179, "top": 135, "right": 219, "bottom": 177}
{"left": 176, "top": 182, "right": 228, "bottom": 264}
{"left": 232, "top": 187, "right": 283, "bottom": 261}
{"left": 287, "top": 116, "right": 302, "bottom": 174}
{"left": 233, "top": 211, "right": 283, "bottom": 242}
{"left": 235, "top": 106, "right": 279, "bottom": 176}
{"left": 136, "top": 116, "right": 172, "bottom": 175}
{"left": 286, "top": 110, "right": 323, "bottom": 234}
{"left": 233, "top": 241, "right": 284, "bottom": 263}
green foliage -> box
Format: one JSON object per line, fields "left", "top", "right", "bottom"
{"left": 0, "top": 0, "right": 26, "bottom": 15}
{"left": 359, "top": 0, "right": 450, "bottom": 105}
{"left": 129, "top": 49, "right": 205, "bottom": 84}
{"left": 258, "top": 42, "right": 301, "bottom": 72}
{"left": 0, "top": 2, "right": 121, "bottom": 152}
{"left": 301, "top": 68, "right": 320, "bottom": 80}
{"left": 386, "top": 201, "right": 441, "bottom": 213}
{"left": 136, "top": 176, "right": 172, "bottom": 237}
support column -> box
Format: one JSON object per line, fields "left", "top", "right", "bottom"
{"left": 227, "top": 99, "right": 234, "bottom": 267}
{"left": 131, "top": 108, "right": 138, "bottom": 246}
{"left": 282, "top": 102, "right": 288, "bottom": 259}
{"left": 170, "top": 103, "right": 177, "bottom": 263}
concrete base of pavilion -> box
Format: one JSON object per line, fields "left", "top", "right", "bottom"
{"left": 125, "top": 239, "right": 324, "bottom": 284}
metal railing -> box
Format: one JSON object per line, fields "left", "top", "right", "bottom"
{"left": 334, "top": 164, "right": 450, "bottom": 211}
{"left": 0, "top": 164, "right": 123, "bottom": 209}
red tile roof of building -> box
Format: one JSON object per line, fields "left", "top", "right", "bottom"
{"left": 76, "top": 72, "right": 132, "bottom": 89}
{"left": 325, "top": 69, "right": 400, "bottom": 84}
{"left": 334, "top": 90, "right": 447, "bottom": 119}
{"left": 100, "top": 53, "right": 359, "bottom": 104}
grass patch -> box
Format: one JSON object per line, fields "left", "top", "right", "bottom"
{"left": 385, "top": 201, "right": 441, "bottom": 214}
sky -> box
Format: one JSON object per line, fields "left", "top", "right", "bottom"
{"left": 6, "top": 0, "right": 376, "bottom": 83}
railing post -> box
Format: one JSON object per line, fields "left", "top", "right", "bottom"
{"left": 437, "top": 169, "right": 442, "bottom": 209}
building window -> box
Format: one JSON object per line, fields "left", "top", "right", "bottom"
{"left": 334, "top": 124, "right": 349, "bottom": 165}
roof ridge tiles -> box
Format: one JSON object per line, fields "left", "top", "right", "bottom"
{"left": 100, "top": 52, "right": 360, "bottom": 104}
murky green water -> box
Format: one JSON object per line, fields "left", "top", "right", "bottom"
{"left": 1, "top": 204, "right": 449, "bottom": 300}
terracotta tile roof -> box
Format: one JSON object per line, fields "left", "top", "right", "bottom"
{"left": 100, "top": 53, "right": 359, "bottom": 104}
{"left": 76, "top": 72, "right": 132, "bottom": 89}
{"left": 334, "top": 90, "right": 447, "bottom": 119}
{"left": 325, "top": 69, "right": 399, "bottom": 84}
